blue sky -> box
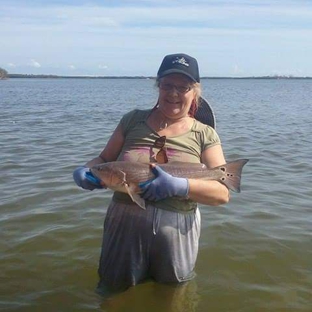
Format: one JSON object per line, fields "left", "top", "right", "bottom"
{"left": 1, "top": 0, "right": 311, "bottom": 77}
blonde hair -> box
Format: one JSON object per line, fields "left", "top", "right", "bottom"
{"left": 192, "top": 82, "right": 202, "bottom": 107}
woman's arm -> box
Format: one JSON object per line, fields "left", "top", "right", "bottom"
{"left": 85, "top": 123, "right": 125, "bottom": 168}
{"left": 187, "top": 144, "right": 230, "bottom": 206}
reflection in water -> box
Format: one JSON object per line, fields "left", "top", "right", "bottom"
{"left": 99, "top": 280, "right": 199, "bottom": 312}
{"left": 1, "top": 78, "right": 312, "bottom": 311}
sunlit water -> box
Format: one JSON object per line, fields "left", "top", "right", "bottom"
{"left": 0, "top": 78, "right": 311, "bottom": 311}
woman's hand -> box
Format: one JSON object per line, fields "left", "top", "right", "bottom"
{"left": 73, "top": 166, "right": 103, "bottom": 190}
{"left": 139, "top": 165, "right": 189, "bottom": 201}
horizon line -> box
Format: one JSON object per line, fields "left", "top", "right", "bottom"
{"left": 5, "top": 74, "right": 312, "bottom": 79}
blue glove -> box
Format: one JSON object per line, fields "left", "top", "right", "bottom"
{"left": 73, "top": 166, "right": 103, "bottom": 190}
{"left": 140, "top": 165, "right": 189, "bottom": 201}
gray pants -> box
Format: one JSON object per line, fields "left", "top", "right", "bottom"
{"left": 97, "top": 200, "right": 201, "bottom": 291}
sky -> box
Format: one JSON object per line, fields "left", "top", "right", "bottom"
{"left": 1, "top": 0, "right": 312, "bottom": 77}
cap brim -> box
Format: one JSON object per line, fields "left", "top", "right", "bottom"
{"left": 195, "top": 97, "right": 216, "bottom": 129}
{"left": 157, "top": 69, "right": 197, "bottom": 82}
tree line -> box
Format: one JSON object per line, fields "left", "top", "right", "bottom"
{"left": 0, "top": 67, "right": 8, "bottom": 79}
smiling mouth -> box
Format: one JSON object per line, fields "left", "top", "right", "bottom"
{"left": 166, "top": 100, "right": 180, "bottom": 105}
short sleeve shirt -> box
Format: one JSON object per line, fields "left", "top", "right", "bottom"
{"left": 113, "top": 109, "right": 221, "bottom": 212}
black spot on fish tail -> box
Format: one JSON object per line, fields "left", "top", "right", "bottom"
{"left": 218, "top": 159, "right": 249, "bottom": 192}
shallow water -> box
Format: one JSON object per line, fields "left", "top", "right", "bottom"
{"left": 0, "top": 78, "right": 311, "bottom": 311}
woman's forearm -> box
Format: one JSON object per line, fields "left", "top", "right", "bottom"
{"left": 85, "top": 156, "right": 106, "bottom": 168}
{"left": 188, "top": 179, "right": 230, "bottom": 206}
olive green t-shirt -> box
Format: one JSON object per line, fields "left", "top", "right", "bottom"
{"left": 112, "top": 109, "right": 221, "bottom": 213}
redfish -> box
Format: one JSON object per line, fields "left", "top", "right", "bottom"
{"left": 91, "top": 159, "right": 249, "bottom": 209}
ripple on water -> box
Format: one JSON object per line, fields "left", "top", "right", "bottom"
{"left": 1, "top": 78, "right": 312, "bottom": 311}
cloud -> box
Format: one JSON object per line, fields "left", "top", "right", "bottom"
{"left": 7, "top": 63, "right": 16, "bottom": 67}
{"left": 29, "top": 59, "right": 41, "bottom": 68}
{"left": 1, "top": 1, "right": 311, "bottom": 76}
{"left": 232, "top": 64, "right": 244, "bottom": 75}
{"left": 98, "top": 64, "right": 108, "bottom": 69}
{"left": 2, "top": 1, "right": 311, "bottom": 33}
{"left": 81, "top": 16, "right": 119, "bottom": 27}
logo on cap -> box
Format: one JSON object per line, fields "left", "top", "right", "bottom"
{"left": 172, "top": 57, "right": 189, "bottom": 67}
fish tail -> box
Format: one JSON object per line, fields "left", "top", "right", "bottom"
{"left": 218, "top": 159, "right": 249, "bottom": 192}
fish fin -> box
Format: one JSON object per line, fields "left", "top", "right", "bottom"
{"left": 132, "top": 194, "right": 146, "bottom": 210}
{"left": 125, "top": 183, "right": 146, "bottom": 209}
{"left": 217, "top": 159, "right": 249, "bottom": 193}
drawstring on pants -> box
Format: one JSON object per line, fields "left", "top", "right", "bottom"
{"left": 152, "top": 207, "right": 160, "bottom": 235}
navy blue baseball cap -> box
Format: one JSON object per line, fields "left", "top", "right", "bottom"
{"left": 157, "top": 53, "right": 200, "bottom": 83}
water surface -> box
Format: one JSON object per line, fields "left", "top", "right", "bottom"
{"left": 0, "top": 78, "right": 311, "bottom": 311}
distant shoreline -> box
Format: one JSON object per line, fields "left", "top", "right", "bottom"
{"left": 6, "top": 74, "right": 312, "bottom": 79}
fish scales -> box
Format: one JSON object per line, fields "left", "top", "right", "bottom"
{"left": 95, "top": 161, "right": 155, "bottom": 183}
{"left": 91, "top": 159, "right": 249, "bottom": 209}
{"left": 93, "top": 161, "right": 217, "bottom": 183}
{"left": 158, "top": 162, "right": 219, "bottom": 180}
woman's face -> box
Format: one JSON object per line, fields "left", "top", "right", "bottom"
{"left": 157, "top": 74, "right": 195, "bottom": 119}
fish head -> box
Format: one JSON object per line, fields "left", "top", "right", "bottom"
{"left": 90, "top": 163, "right": 126, "bottom": 189}
{"left": 90, "top": 162, "right": 147, "bottom": 209}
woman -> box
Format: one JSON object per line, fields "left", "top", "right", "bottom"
{"left": 73, "top": 53, "right": 229, "bottom": 292}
